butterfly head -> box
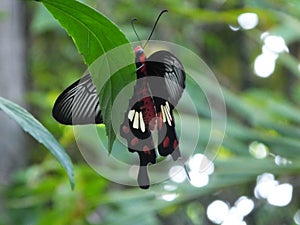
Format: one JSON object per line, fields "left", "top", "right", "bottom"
{"left": 134, "top": 46, "right": 146, "bottom": 64}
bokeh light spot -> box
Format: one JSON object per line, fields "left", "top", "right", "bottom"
{"left": 189, "top": 170, "right": 209, "bottom": 188}
{"left": 169, "top": 165, "right": 186, "bottom": 183}
{"left": 221, "top": 207, "right": 243, "bottom": 225}
{"left": 163, "top": 184, "right": 177, "bottom": 191}
{"left": 254, "top": 54, "right": 275, "bottom": 78}
{"left": 159, "top": 193, "right": 179, "bottom": 202}
{"left": 188, "top": 153, "right": 214, "bottom": 174}
{"left": 274, "top": 155, "right": 291, "bottom": 166}
{"left": 235, "top": 196, "right": 254, "bottom": 217}
{"left": 254, "top": 173, "right": 278, "bottom": 199}
{"left": 267, "top": 183, "right": 293, "bottom": 207}
{"left": 207, "top": 200, "right": 229, "bottom": 224}
{"left": 263, "top": 35, "right": 289, "bottom": 54}
{"left": 249, "top": 141, "right": 269, "bottom": 159}
{"left": 229, "top": 25, "right": 240, "bottom": 31}
{"left": 294, "top": 209, "right": 300, "bottom": 225}
{"left": 237, "top": 13, "right": 259, "bottom": 30}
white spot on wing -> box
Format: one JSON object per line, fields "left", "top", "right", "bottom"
{"left": 165, "top": 101, "right": 170, "bottom": 111}
{"left": 160, "top": 103, "right": 172, "bottom": 126}
{"left": 128, "top": 110, "right": 135, "bottom": 121}
{"left": 161, "top": 105, "right": 166, "bottom": 123}
{"left": 133, "top": 111, "right": 139, "bottom": 129}
{"left": 139, "top": 111, "right": 145, "bottom": 132}
{"left": 164, "top": 102, "right": 172, "bottom": 126}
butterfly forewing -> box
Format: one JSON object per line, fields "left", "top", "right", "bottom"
{"left": 52, "top": 74, "right": 102, "bottom": 125}
{"left": 147, "top": 50, "right": 186, "bottom": 107}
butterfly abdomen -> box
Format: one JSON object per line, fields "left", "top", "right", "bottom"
{"left": 137, "top": 79, "right": 156, "bottom": 131}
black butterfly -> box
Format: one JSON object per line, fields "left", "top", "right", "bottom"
{"left": 52, "top": 11, "right": 186, "bottom": 189}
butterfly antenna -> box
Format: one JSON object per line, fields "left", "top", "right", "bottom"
{"left": 131, "top": 18, "right": 142, "bottom": 43}
{"left": 143, "top": 9, "right": 168, "bottom": 49}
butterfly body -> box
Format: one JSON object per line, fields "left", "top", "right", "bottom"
{"left": 120, "top": 46, "right": 185, "bottom": 188}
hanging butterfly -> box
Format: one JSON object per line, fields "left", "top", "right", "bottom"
{"left": 52, "top": 10, "right": 186, "bottom": 189}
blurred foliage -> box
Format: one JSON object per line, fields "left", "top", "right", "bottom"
{"left": 2, "top": 0, "right": 300, "bottom": 224}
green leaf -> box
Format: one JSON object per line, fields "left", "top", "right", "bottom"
{"left": 38, "top": 0, "right": 136, "bottom": 152}
{"left": 0, "top": 97, "right": 74, "bottom": 189}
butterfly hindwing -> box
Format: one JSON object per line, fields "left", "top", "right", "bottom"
{"left": 52, "top": 74, "right": 102, "bottom": 125}
{"left": 155, "top": 98, "right": 181, "bottom": 160}
{"left": 120, "top": 105, "right": 156, "bottom": 165}
{"left": 120, "top": 105, "right": 156, "bottom": 189}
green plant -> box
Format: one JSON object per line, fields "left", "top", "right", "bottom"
{"left": 0, "top": 97, "right": 74, "bottom": 188}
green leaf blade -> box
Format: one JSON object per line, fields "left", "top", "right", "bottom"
{"left": 0, "top": 97, "right": 74, "bottom": 189}
{"left": 41, "top": 0, "right": 128, "bottom": 64}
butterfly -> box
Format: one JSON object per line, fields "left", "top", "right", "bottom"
{"left": 52, "top": 11, "right": 186, "bottom": 189}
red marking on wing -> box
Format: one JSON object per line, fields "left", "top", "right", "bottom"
{"left": 143, "top": 145, "right": 151, "bottom": 155}
{"left": 163, "top": 136, "right": 170, "bottom": 148}
{"left": 131, "top": 137, "right": 139, "bottom": 146}
{"left": 122, "top": 125, "right": 130, "bottom": 134}
{"left": 140, "top": 96, "right": 155, "bottom": 126}
{"left": 173, "top": 139, "right": 178, "bottom": 149}
{"left": 157, "top": 113, "right": 163, "bottom": 130}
